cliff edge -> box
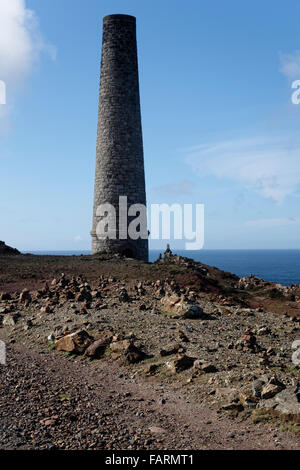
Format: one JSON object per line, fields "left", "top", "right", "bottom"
{"left": 0, "top": 241, "right": 20, "bottom": 255}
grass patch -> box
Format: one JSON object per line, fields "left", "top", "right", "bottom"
{"left": 59, "top": 393, "right": 71, "bottom": 400}
{"left": 62, "top": 351, "right": 78, "bottom": 359}
{"left": 280, "top": 422, "right": 300, "bottom": 436}
{"left": 251, "top": 409, "right": 274, "bottom": 424}
{"left": 169, "top": 269, "right": 184, "bottom": 275}
{"left": 225, "top": 409, "right": 239, "bottom": 419}
{"left": 102, "top": 347, "right": 112, "bottom": 358}
{"left": 142, "top": 355, "right": 157, "bottom": 364}
{"left": 285, "top": 366, "right": 300, "bottom": 376}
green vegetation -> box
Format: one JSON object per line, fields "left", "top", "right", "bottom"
{"left": 251, "top": 409, "right": 274, "bottom": 424}
{"left": 59, "top": 393, "right": 71, "bottom": 400}
{"left": 268, "top": 288, "right": 285, "bottom": 300}
{"left": 280, "top": 423, "right": 300, "bottom": 436}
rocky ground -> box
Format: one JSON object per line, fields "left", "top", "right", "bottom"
{"left": 0, "top": 249, "right": 300, "bottom": 450}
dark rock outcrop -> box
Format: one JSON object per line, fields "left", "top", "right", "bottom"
{"left": 0, "top": 241, "right": 20, "bottom": 255}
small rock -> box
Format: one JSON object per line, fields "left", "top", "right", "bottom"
{"left": 252, "top": 379, "right": 266, "bottom": 398}
{"left": 160, "top": 343, "right": 182, "bottom": 357}
{"left": 119, "top": 288, "right": 130, "bottom": 302}
{"left": 201, "top": 362, "right": 218, "bottom": 373}
{"left": 48, "top": 332, "right": 55, "bottom": 342}
{"left": 166, "top": 354, "right": 195, "bottom": 373}
{"left": 40, "top": 305, "right": 52, "bottom": 314}
{"left": 110, "top": 339, "right": 146, "bottom": 364}
{"left": 19, "top": 289, "right": 31, "bottom": 303}
{"left": 261, "top": 383, "right": 284, "bottom": 400}
{"left": 0, "top": 293, "right": 11, "bottom": 301}
{"left": 84, "top": 332, "right": 113, "bottom": 358}
{"left": 2, "top": 313, "right": 19, "bottom": 327}
{"left": 144, "top": 364, "right": 158, "bottom": 374}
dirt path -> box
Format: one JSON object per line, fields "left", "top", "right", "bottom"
{"left": 0, "top": 343, "right": 299, "bottom": 450}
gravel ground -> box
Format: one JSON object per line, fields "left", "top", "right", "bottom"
{"left": 0, "top": 342, "right": 300, "bottom": 450}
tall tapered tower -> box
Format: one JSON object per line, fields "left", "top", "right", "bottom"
{"left": 91, "top": 14, "right": 148, "bottom": 261}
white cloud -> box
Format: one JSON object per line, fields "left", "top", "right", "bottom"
{"left": 0, "top": 0, "right": 55, "bottom": 131}
{"left": 245, "top": 217, "right": 300, "bottom": 228}
{"left": 279, "top": 50, "right": 300, "bottom": 80}
{"left": 74, "top": 235, "right": 82, "bottom": 242}
{"left": 186, "top": 136, "right": 300, "bottom": 203}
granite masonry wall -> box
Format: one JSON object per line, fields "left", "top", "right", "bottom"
{"left": 91, "top": 14, "right": 148, "bottom": 261}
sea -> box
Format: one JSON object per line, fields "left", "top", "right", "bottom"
{"left": 24, "top": 249, "right": 300, "bottom": 287}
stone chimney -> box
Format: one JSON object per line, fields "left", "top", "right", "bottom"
{"left": 91, "top": 14, "right": 148, "bottom": 261}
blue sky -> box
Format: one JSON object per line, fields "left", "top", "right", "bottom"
{"left": 1, "top": 0, "right": 300, "bottom": 250}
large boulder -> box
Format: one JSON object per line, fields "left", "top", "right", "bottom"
{"left": 259, "top": 388, "right": 300, "bottom": 421}
{"left": 274, "top": 388, "right": 300, "bottom": 419}
{"left": 55, "top": 330, "right": 93, "bottom": 354}
{"left": 251, "top": 375, "right": 285, "bottom": 400}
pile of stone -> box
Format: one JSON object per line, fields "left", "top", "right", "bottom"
{"left": 238, "top": 275, "right": 268, "bottom": 290}
{"left": 235, "top": 329, "right": 261, "bottom": 353}
{"left": 160, "top": 292, "right": 209, "bottom": 319}
{"left": 154, "top": 245, "right": 208, "bottom": 274}
{"left": 51, "top": 328, "right": 146, "bottom": 365}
